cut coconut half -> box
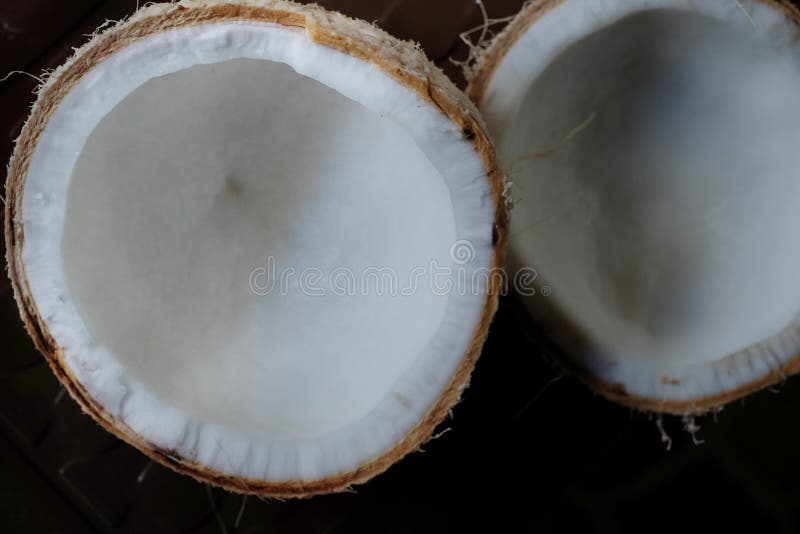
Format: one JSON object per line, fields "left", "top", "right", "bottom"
{"left": 5, "top": 0, "right": 506, "bottom": 496}
{"left": 468, "top": 0, "right": 800, "bottom": 413}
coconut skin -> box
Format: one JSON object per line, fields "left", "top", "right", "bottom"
{"left": 5, "top": 0, "right": 507, "bottom": 497}
{"left": 467, "top": 0, "right": 800, "bottom": 415}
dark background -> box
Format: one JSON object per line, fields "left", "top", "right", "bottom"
{"left": 3, "top": 1, "right": 800, "bottom": 532}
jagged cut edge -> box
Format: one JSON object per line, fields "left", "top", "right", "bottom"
{"left": 5, "top": 0, "right": 508, "bottom": 497}
{"left": 466, "top": 0, "right": 800, "bottom": 415}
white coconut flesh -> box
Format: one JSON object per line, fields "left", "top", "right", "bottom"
{"left": 19, "top": 22, "right": 495, "bottom": 482}
{"left": 476, "top": 0, "right": 800, "bottom": 406}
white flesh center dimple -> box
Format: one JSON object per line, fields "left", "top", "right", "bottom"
{"left": 502, "top": 9, "right": 800, "bottom": 367}
{"left": 62, "top": 58, "right": 455, "bottom": 439}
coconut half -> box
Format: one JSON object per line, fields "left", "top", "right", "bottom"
{"left": 468, "top": 0, "right": 800, "bottom": 413}
{"left": 5, "top": 0, "right": 506, "bottom": 496}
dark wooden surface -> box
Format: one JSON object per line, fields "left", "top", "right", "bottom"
{"left": 3, "top": 1, "right": 800, "bottom": 532}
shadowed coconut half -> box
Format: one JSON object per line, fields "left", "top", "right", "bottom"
{"left": 468, "top": 0, "right": 800, "bottom": 414}
{"left": 5, "top": 0, "right": 507, "bottom": 496}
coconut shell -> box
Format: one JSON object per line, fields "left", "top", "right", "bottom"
{"left": 467, "top": 0, "right": 800, "bottom": 415}
{"left": 5, "top": 0, "right": 508, "bottom": 497}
